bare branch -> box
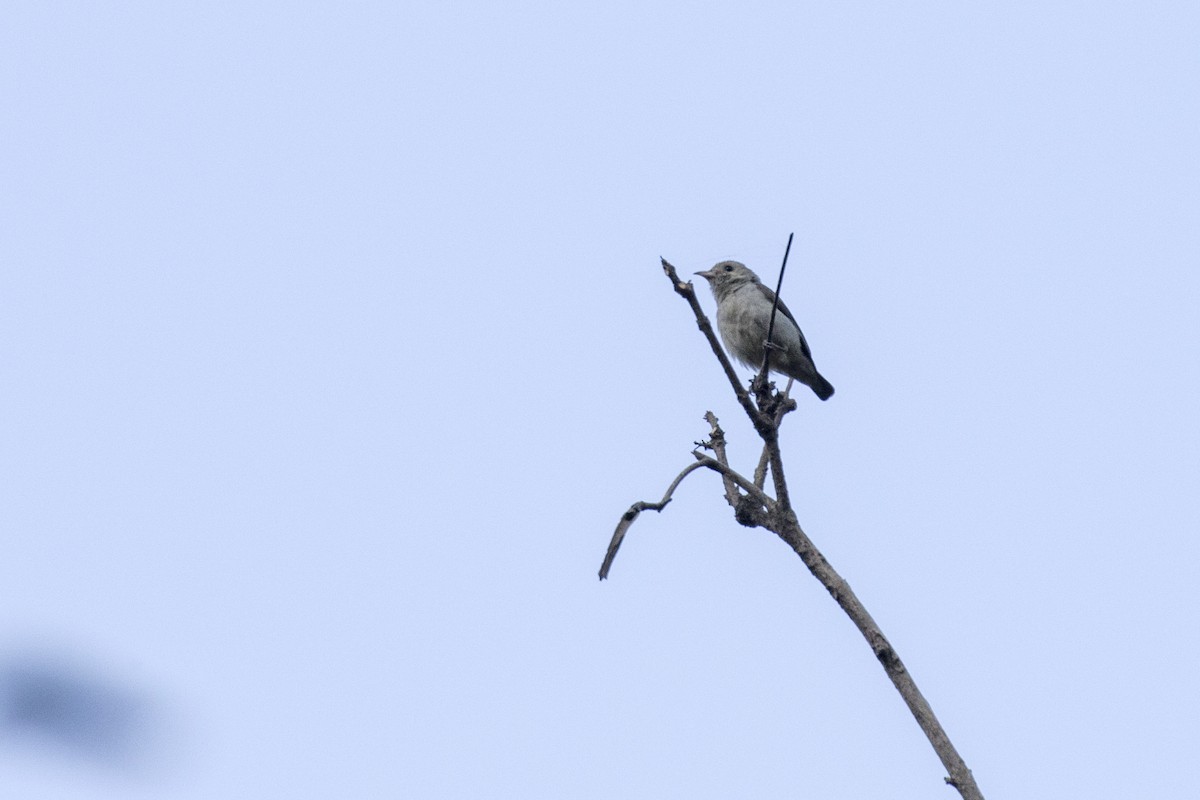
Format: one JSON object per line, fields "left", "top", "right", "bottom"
{"left": 600, "top": 253, "right": 986, "bottom": 799}
{"left": 597, "top": 461, "right": 707, "bottom": 580}
{"left": 766, "top": 511, "right": 983, "bottom": 799}
{"left": 689, "top": 453, "right": 775, "bottom": 512}
{"left": 699, "top": 411, "right": 739, "bottom": 505}
{"left": 753, "top": 447, "right": 770, "bottom": 489}
{"left": 754, "top": 379, "right": 794, "bottom": 488}
{"left": 764, "top": 435, "right": 791, "bottom": 511}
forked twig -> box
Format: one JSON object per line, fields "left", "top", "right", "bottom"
{"left": 690, "top": 453, "right": 775, "bottom": 512}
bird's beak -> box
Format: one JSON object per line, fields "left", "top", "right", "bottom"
{"left": 694, "top": 269, "right": 715, "bottom": 280}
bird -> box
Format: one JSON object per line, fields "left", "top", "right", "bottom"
{"left": 694, "top": 260, "right": 834, "bottom": 401}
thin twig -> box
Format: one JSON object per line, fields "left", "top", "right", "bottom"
{"left": 763, "top": 433, "right": 792, "bottom": 511}
{"left": 756, "top": 232, "right": 794, "bottom": 385}
{"left": 754, "top": 379, "right": 794, "bottom": 488}
{"left": 753, "top": 448, "right": 770, "bottom": 489}
{"left": 689, "top": 453, "right": 775, "bottom": 512}
{"left": 598, "top": 461, "right": 707, "bottom": 580}
{"left": 701, "top": 411, "right": 740, "bottom": 505}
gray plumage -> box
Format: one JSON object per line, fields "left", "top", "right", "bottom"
{"left": 695, "top": 260, "right": 834, "bottom": 401}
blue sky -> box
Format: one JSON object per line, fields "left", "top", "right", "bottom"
{"left": 2, "top": 2, "right": 1198, "bottom": 797}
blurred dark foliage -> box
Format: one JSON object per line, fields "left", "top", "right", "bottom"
{"left": 0, "top": 658, "right": 154, "bottom": 765}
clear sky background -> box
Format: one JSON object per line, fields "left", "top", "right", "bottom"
{"left": 2, "top": 2, "right": 1198, "bottom": 798}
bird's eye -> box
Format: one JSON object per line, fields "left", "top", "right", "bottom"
{"left": 723, "top": 264, "right": 734, "bottom": 272}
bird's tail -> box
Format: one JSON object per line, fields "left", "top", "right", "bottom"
{"left": 810, "top": 373, "right": 835, "bottom": 401}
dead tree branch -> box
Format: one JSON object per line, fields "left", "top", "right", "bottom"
{"left": 700, "top": 411, "right": 740, "bottom": 505}
{"left": 598, "top": 461, "right": 706, "bottom": 581}
{"left": 598, "top": 256, "right": 985, "bottom": 800}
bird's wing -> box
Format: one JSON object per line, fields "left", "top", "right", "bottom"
{"left": 755, "top": 283, "right": 814, "bottom": 362}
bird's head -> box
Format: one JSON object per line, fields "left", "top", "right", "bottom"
{"left": 695, "top": 260, "right": 760, "bottom": 296}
